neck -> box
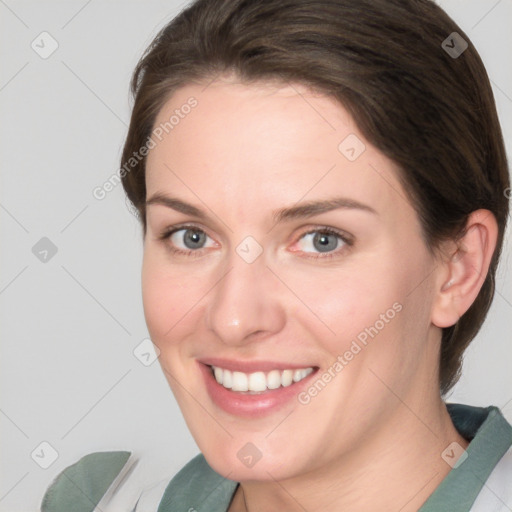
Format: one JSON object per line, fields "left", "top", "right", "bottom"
{"left": 229, "top": 398, "right": 468, "bottom": 512}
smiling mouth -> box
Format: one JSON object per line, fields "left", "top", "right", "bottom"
{"left": 209, "top": 365, "right": 316, "bottom": 394}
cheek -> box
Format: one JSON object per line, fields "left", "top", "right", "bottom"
{"left": 280, "top": 260, "right": 405, "bottom": 356}
{"left": 141, "top": 249, "right": 197, "bottom": 347}
{"left": 141, "top": 251, "right": 204, "bottom": 407}
{"left": 282, "top": 245, "right": 434, "bottom": 385}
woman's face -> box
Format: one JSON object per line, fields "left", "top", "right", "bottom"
{"left": 143, "top": 77, "right": 444, "bottom": 481}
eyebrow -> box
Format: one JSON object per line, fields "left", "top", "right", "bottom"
{"left": 145, "top": 193, "right": 377, "bottom": 223}
{"left": 272, "top": 197, "right": 377, "bottom": 223}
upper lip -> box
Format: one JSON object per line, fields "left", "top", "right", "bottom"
{"left": 198, "top": 357, "right": 318, "bottom": 373}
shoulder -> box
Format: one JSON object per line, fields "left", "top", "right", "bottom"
{"left": 140, "top": 453, "right": 238, "bottom": 512}
{"left": 40, "top": 451, "right": 237, "bottom": 512}
{"left": 470, "top": 443, "right": 512, "bottom": 511}
{"left": 41, "top": 451, "right": 137, "bottom": 512}
{"left": 435, "top": 403, "right": 512, "bottom": 511}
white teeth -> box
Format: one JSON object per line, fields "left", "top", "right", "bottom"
{"left": 223, "top": 369, "right": 233, "bottom": 389}
{"left": 281, "top": 369, "right": 293, "bottom": 387}
{"left": 248, "top": 371, "right": 267, "bottom": 392}
{"left": 211, "top": 366, "right": 314, "bottom": 393}
{"left": 293, "top": 368, "right": 311, "bottom": 382}
{"left": 267, "top": 370, "right": 281, "bottom": 390}
{"left": 213, "top": 366, "right": 223, "bottom": 385}
{"left": 232, "top": 371, "right": 248, "bottom": 392}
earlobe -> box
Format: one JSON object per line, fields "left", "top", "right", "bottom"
{"left": 431, "top": 209, "right": 498, "bottom": 329}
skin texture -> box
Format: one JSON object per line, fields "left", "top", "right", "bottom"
{"left": 142, "top": 76, "right": 497, "bottom": 511}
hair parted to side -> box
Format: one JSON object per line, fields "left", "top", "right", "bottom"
{"left": 120, "top": 0, "right": 510, "bottom": 395}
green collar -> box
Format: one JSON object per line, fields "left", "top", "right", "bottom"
{"left": 157, "top": 403, "right": 512, "bottom": 512}
{"left": 419, "top": 403, "right": 512, "bottom": 511}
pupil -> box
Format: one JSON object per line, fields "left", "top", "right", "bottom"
{"left": 313, "top": 233, "right": 337, "bottom": 252}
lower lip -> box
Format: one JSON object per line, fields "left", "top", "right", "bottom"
{"left": 198, "top": 362, "right": 318, "bottom": 418}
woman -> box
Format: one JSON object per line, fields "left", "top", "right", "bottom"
{"left": 42, "top": 0, "right": 511, "bottom": 510}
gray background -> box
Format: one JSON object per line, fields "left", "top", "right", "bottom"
{"left": 1, "top": 1, "right": 511, "bottom": 510}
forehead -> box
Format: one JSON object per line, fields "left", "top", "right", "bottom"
{"left": 145, "top": 78, "right": 415, "bottom": 226}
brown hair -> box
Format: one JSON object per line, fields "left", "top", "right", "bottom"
{"left": 120, "top": 0, "right": 510, "bottom": 394}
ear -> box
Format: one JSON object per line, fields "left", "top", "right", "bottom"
{"left": 431, "top": 209, "right": 498, "bottom": 329}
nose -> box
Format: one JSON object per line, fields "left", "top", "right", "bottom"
{"left": 205, "top": 250, "right": 286, "bottom": 347}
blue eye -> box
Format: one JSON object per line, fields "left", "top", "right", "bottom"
{"left": 160, "top": 225, "right": 215, "bottom": 256}
{"left": 295, "top": 228, "right": 352, "bottom": 258}
{"left": 159, "top": 225, "right": 352, "bottom": 260}
{"left": 171, "top": 228, "right": 208, "bottom": 250}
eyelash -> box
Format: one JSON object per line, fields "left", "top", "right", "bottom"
{"left": 157, "top": 224, "right": 353, "bottom": 260}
